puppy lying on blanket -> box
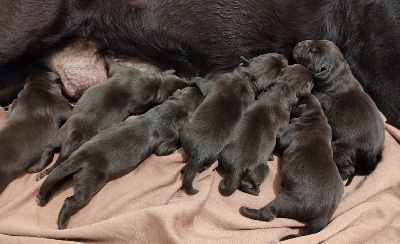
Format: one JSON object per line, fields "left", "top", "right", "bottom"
{"left": 218, "top": 64, "right": 314, "bottom": 196}
{"left": 0, "top": 67, "right": 71, "bottom": 194}
{"left": 293, "top": 40, "right": 385, "bottom": 184}
{"left": 30, "top": 58, "right": 187, "bottom": 179}
{"left": 180, "top": 53, "right": 288, "bottom": 195}
{"left": 241, "top": 94, "right": 344, "bottom": 240}
{"left": 36, "top": 86, "right": 204, "bottom": 229}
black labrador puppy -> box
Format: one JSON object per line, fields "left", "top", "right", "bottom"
{"left": 180, "top": 53, "right": 288, "bottom": 195}
{"left": 36, "top": 86, "right": 204, "bottom": 229}
{"left": 218, "top": 64, "right": 314, "bottom": 196}
{"left": 29, "top": 58, "right": 187, "bottom": 179}
{"left": 0, "top": 67, "right": 71, "bottom": 194}
{"left": 293, "top": 40, "right": 385, "bottom": 185}
{"left": 241, "top": 94, "right": 344, "bottom": 240}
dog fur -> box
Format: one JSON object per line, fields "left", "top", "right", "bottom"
{"left": 29, "top": 58, "right": 187, "bottom": 179}
{"left": 180, "top": 53, "right": 288, "bottom": 195}
{"left": 36, "top": 86, "right": 204, "bottom": 229}
{"left": 240, "top": 94, "right": 344, "bottom": 240}
{"left": 0, "top": 0, "right": 399, "bottom": 127}
{"left": 0, "top": 67, "right": 71, "bottom": 194}
{"left": 218, "top": 64, "right": 314, "bottom": 196}
{"left": 293, "top": 40, "right": 385, "bottom": 184}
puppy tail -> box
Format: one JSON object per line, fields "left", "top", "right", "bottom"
{"left": 36, "top": 153, "right": 84, "bottom": 206}
{"left": 218, "top": 167, "right": 242, "bottom": 196}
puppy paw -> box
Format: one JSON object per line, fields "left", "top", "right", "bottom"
{"left": 338, "top": 165, "right": 355, "bottom": 182}
{"left": 240, "top": 186, "right": 260, "bottom": 196}
{"left": 36, "top": 171, "right": 47, "bottom": 181}
{"left": 36, "top": 195, "right": 48, "bottom": 207}
{"left": 240, "top": 206, "right": 275, "bottom": 221}
{"left": 58, "top": 219, "right": 69, "bottom": 230}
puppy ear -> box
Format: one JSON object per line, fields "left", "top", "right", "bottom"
{"left": 240, "top": 56, "right": 251, "bottom": 67}
{"left": 298, "top": 83, "right": 313, "bottom": 97}
{"left": 162, "top": 69, "right": 176, "bottom": 75}
{"left": 314, "top": 67, "right": 329, "bottom": 80}
{"left": 294, "top": 104, "right": 307, "bottom": 115}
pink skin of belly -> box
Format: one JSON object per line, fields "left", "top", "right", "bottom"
{"left": 42, "top": 38, "right": 163, "bottom": 99}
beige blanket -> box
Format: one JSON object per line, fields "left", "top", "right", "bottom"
{"left": 0, "top": 109, "right": 399, "bottom": 243}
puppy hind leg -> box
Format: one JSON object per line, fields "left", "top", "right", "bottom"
{"left": 239, "top": 164, "right": 269, "bottom": 196}
{"left": 241, "top": 192, "right": 300, "bottom": 221}
{"left": 58, "top": 169, "right": 107, "bottom": 229}
{"left": 27, "top": 132, "right": 65, "bottom": 173}
{"left": 36, "top": 155, "right": 84, "bottom": 206}
{"left": 182, "top": 154, "right": 210, "bottom": 195}
{"left": 154, "top": 140, "right": 179, "bottom": 156}
{"left": 332, "top": 141, "right": 355, "bottom": 183}
{"left": 36, "top": 132, "right": 85, "bottom": 180}
{"left": 218, "top": 167, "right": 243, "bottom": 196}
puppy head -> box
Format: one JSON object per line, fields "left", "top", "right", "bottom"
{"left": 170, "top": 87, "right": 204, "bottom": 113}
{"left": 24, "top": 67, "right": 63, "bottom": 95}
{"left": 238, "top": 53, "right": 288, "bottom": 92}
{"left": 293, "top": 40, "right": 347, "bottom": 83}
{"left": 279, "top": 64, "right": 314, "bottom": 97}
{"left": 157, "top": 76, "right": 188, "bottom": 102}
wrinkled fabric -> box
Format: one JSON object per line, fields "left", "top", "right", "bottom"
{"left": 0, "top": 112, "right": 399, "bottom": 243}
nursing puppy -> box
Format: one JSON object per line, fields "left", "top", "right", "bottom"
{"left": 241, "top": 94, "right": 344, "bottom": 240}
{"left": 29, "top": 59, "right": 187, "bottom": 179}
{"left": 0, "top": 67, "right": 71, "bottom": 194}
{"left": 218, "top": 64, "right": 314, "bottom": 196}
{"left": 36, "top": 86, "right": 204, "bottom": 229}
{"left": 180, "top": 53, "right": 288, "bottom": 195}
{"left": 293, "top": 40, "right": 385, "bottom": 184}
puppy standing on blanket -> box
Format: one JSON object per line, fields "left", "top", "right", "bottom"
{"left": 241, "top": 94, "right": 344, "bottom": 240}
{"left": 36, "top": 86, "right": 204, "bottom": 229}
{"left": 218, "top": 64, "right": 314, "bottom": 196}
{"left": 293, "top": 40, "right": 385, "bottom": 184}
{"left": 180, "top": 53, "right": 288, "bottom": 194}
{"left": 29, "top": 58, "right": 187, "bottom": 179}
{"left": 0, "top": 67, "right": 71, "bottom": 194}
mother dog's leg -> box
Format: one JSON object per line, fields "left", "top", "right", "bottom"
{"left": 0, "top": 0, "right": 70, "bottom": 103}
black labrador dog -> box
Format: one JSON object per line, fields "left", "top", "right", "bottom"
{"left": 1, "top": 1, "right": 399, "bottom": 128}
{"left": 0, "top": 67, "right": 71, "bottom": 194}
{"left": 218, "top": 64, "right": 314, "bottom": 196}
{"left": 29, "top": 58, "right": 187, "bottom": 179}
{"left": 241, "top": 94, "right": 344, "bottom": 240}
{"left": 180, "top": 53, "right": 288, "bottom": 195}
{"left": 293, "top": 40, "right": 385, "bottom": 185}
{"left": 36, "top": 86, "right": 204, "bottom": 229}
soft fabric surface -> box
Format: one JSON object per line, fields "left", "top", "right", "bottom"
{"left": 0, "top": 112, "right": 399, "bottom": 243}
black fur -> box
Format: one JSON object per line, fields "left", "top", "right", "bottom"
{"left": 293, "top": 40, "right": 385, "bottom": 184}
{"left": 0, "top": 67, "right": 71, "bottom": 194}
{"left": 218, "top": 64, "right": 314, "bottom": 196}
{"left": 241, "top": 94, "right": 344, "bottom": 240}
{"left": 29, "top": 58, "right": 187, "bottom": 179}
{"left": 0, "top": 0, "right": 399, "bottom": 127}
{"left": 180, "top": 53, "right": 288, "bottom": 195}
{"left": 36, "top": 86, "right": 204, "bottom": 229}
